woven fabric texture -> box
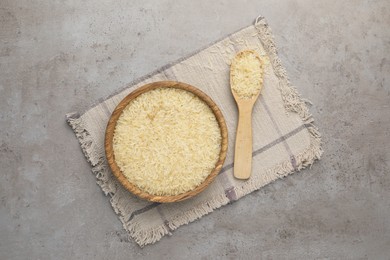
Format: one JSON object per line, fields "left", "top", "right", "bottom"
{"left": 66, "top": 16, "right": 322, "bottom": 247}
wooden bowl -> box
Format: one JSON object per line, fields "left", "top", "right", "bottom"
{"left": 105, "top": 81, "right": 228, "bottom": 203}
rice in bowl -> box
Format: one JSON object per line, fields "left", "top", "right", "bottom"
{"left": 113, "top": 87, "right": 222, "bottom": 196}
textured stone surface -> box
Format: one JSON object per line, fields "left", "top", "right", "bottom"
{"left": 1, "top": 0, "right": 389, "bottom": 259}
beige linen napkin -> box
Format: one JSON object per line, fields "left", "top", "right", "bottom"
{"left": 66, "top": 16, "right": 322, "bottom": 247}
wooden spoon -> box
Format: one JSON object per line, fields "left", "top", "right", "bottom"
{"left": 230, "top": 50, "right": 264, "bottom": 180}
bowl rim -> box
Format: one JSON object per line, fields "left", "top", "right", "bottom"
{"left": 104, "top": 81, "right": 228, "bottom": 203}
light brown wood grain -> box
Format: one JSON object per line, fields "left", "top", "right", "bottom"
{"left": 230, "top": 50, "right": 263, "bottom": 180}
{"left": 105, "top": 81, "right": 228, "bottom": 203}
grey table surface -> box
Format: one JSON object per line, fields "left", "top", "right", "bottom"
{"left": 1, "top": 0, "right": 389, "bottom": 259}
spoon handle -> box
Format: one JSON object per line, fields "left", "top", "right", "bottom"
{"left": 234, "top": 103, "right": 253, "bottom": 179}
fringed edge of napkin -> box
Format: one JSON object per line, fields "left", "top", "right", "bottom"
{"left": 66, "top": 15, "right": 322, "bottom": 247}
